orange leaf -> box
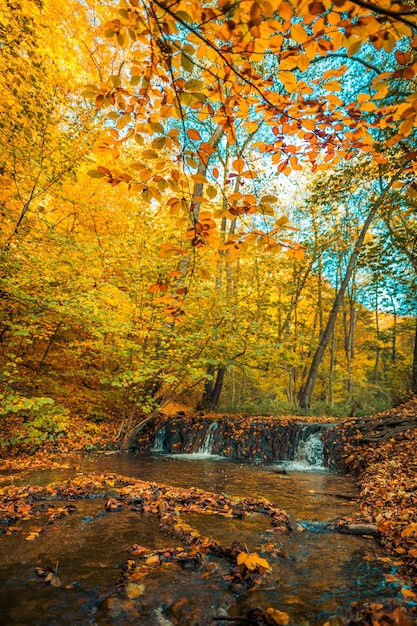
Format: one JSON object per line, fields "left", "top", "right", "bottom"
{"left": 290, "top": 24, "right": 308, "bottom": 44}
{"left": 187, "top": 129, "right": 201, "bottom": 141}
{"left": 322, "top": 80, "right": 342, "bottom": 92}
{"left": 395, "top": 50, "right": 411, "bottom": 65}
{"left": 146, "top": 554, "right": 160, "bottom": 565}
{"left": 232, "top": 158, "right": 245, "bottom": 172}
{"left": 265, "top": 608, "right": 290, "bottom": 626}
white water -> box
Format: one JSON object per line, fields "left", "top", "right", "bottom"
{"left": 151, "top": 426, "right": 166, "bottom": 452}
{"left": 281, "top": 432, "right": 326, "bottom": 472}
{"left": 153, "top": 422, "right": 327, "bottom": 469}
{"left": 166, "top": 452, "right": 225, "bottom": 461}
{"left": 164, "top": 422, "right": 224, "bottom": 459}
{"left": 197, "top": 421, "right": 218, "bottom": 454}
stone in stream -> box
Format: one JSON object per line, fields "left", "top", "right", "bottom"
{"left": 336, "top": 523, "right": 380, "bottom": 537}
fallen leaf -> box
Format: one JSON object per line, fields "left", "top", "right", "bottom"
{"left": 265, "top": 607, "right": 290, "bottom": 625}
{"left": 125, "top": 582, "right": 145, "bottom": 599}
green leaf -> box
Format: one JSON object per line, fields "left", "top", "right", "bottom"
{"left": 142, "top": 149, "right": 158, "bottom": 159}
{"left": 149, "top": 122, "right": 164, "bottom": 133}
{"left": 181, "top": 53, "right": 194, "bottom": 73}
{"left": 88, "top": 170, "right": 107, "bottom": 179}
{"left": 206, "top": 185, "right": 217, "bottom": 199}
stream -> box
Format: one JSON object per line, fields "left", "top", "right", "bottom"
{"left": 0, "top": 446, "right": 411, "bottom": 625}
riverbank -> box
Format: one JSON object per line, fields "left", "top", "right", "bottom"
{"left": 340, "top": 398, "right": 417, "bottom": 589}
{"left": 1, "top": 400, "right": 417, "bottom": 595}
{"left": 0, "top": 452, "right": 415, "bottom": 625}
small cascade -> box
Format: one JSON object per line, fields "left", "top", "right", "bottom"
{"left": 143, "top": 416, "right": 336, "bottom": 467}
{"left": 289, "top": 431, "right": 325, "bottom": 470}
{"left": 151, "top": 426, "right": 166, "bottom": 452}
{"left": 197, "top": 421, "right": 218, "bottom": 455}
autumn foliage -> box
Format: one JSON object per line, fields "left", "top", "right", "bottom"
{"left": 1, "top": 0, "right": 417, "bottom": 444}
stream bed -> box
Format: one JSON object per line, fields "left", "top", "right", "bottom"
{"left": 0, "top": 452, "right": 412, "bottom": 625}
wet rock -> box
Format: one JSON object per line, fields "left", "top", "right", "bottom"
{"left": 101, "top": 596, "right": 140, "bottom": 622}
{"left": 165, "top": 596, "right": 206, "bottom": 625}
{"left": 337, "top": 523, "right": 380, "bottom": 537}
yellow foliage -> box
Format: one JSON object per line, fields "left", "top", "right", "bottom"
{"left": 236, "top": 551, "right": 271, "bottom": 570}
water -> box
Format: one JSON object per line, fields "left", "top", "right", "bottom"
{"left": 282, "top": 432, "right": 326, "bottom": 472}
{"left": 0, "top": 452, "right": 411, "bottom": 625}
{"left": 151, "top": 426, "right": 166, "bottom": 452}
{"left": 197, "top": 421, "right": 218, "bottom": 454}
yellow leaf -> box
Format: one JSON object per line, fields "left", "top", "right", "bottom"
{"left": 265, "top": 608, "right": 290, "bottom": 626}
{"left": 293, "top": 247, "right": 305, "bottom": 260}
{"left": 192, "top": 174, "right": 208, "bottom": 184}
{"left": 200, "top": 268, "right": 212, "bottom": 280}
{"left": 399, "top": 115, "right": 415, "bottom": 138}
{"left": 269, "top": 34, "right": 283, "bottom": 50}
{"left": 277, "top": 1, "right": 293, "bottom": 20}
{"left": 159, "top": 243, "right": 185, "bottom": 258}
{"left": 237, "top": 551, "right": 270, "bottom": 570}
{"left": 290, "top": 24, "right": 308, "bottom": 44}
{"left": 145, "top": 554, "right": 160, "bottom": 565}
{"left": 126, "top": 582, "right": 145, "bottom": 598}
{"left": 25, "top": 532, "right": 39, "bottom": 541}
{"left": 277, "top": 70, "right": 298, "bottom": 93}
{"left": 322, "top": 80, "right": 341, "bottom": 92}
{"left": 206, "top": 185, "right": 218, "bottom": 199}
{"left": 359, "top": 102, "right": 377, "bottom": 112}
{"left": 276, "top": 215, "right": 289, "bottom": 227}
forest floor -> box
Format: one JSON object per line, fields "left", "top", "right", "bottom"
{"left": 1, "top": 399, "right": 417, "bottom": 624}
{"left": 340, "top": 397, "right": 417, "bottom": 593}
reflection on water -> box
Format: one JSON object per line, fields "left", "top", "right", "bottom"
{"left": 0, "top": 452, "right": 408, "bottom": 625}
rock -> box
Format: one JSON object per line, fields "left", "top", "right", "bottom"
{"left": 337, "top": 523, "right": 380, "bottom": 537}
{"left": 101, "top": 596, "right": 139, "bottom": 621}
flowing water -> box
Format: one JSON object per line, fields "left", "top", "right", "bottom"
{"left": 0, "top": 448, "right": 412, "bottom": 625}
{"left": 283, "top": 432, "right": 327, "bottom": 472}
{"left": 197, "top": 421, "right": 218, "bottom": 455}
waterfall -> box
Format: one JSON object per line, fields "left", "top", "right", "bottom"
{"left": 147, "top": 417, "right": 332, "bottom": 469}
{"left": 289, "top": 431, "right": 325, "bottom": 470}
{"left": 151, "top": 426, "right": 166, "bottom": 452}
{"left": 197, "top": 421, "right": 218, "bottom": 455}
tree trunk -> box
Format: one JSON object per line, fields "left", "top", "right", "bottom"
{"left": 344, "top": 282, "right": 355, "bottom": 398}
{"left": 373, "top": 283, "right": 380, "bottom": 385}
{"left": 412, "top": 317, "right": 417, "bottom": 394}
{"left": 286, "top": 366, "right": 293, "bottom": 403}
{"left": 312, "top": 209, "right": 324, "bottom": 337}
{"left": 328, "top": 327, "right": 335, "bottom": 408}
{"left": 280, "top": 260, "right": 314, "bottom": 338}
{"left": 199, "top": 366, "right": 226, "bottom": 409}
{"left": 391, "top": 300, "right": 397, "bottom": 363}
{"left": 211, "top": 367, "right": 226, "bottom": 408}
{"left": 298, "top": 177, "right": 397, "bottom": 410}
{"left": 201, "top": 364, "right": 216, "bottom": 408}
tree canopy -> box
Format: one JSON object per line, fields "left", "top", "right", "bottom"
{"left": 1, "top": 0, "right": 417, "bottom": 443}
